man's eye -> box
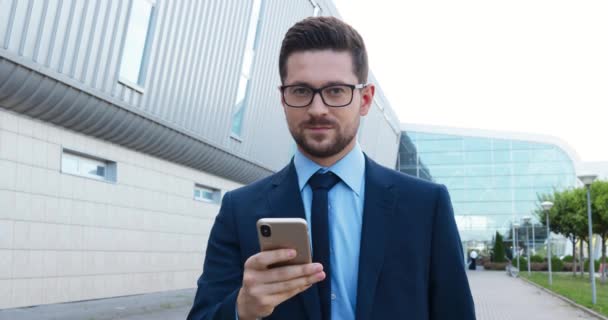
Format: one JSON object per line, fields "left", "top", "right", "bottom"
{"left": 327, "top": 87, "right": 346, "bottom": 95}
{"left": 291, "top": 87, "right": 311, "bottom": 95}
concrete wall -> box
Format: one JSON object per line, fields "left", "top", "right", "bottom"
{"left": 0, "top": 108, "right": 241, "bottom": 308}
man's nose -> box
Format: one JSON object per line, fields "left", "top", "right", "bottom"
{"left": 307, "top": 92, "right": 329, "bottom": 116}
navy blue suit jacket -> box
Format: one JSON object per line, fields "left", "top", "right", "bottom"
{"left": 188, "top": 156, "right": 476, "bottom": 320}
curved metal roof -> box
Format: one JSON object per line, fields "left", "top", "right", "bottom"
{"left": 0, "top": 56, "right": 274, "bottom": 184}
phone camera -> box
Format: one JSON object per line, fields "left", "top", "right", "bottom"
{"left": 260, "top": 225, "right": 272, "bottom": 237}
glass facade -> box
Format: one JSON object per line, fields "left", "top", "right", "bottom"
{"left": 398, "top": 131, "right": 577, "bottom": 243}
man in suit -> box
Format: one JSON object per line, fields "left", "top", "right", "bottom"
{"left": 188, "top": 16, "right": 475, "bottom": 320}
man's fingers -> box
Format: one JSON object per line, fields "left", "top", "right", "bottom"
{"left": 253, "top": 271, "right": 325, "bottom": 296}
{"left": 264, "top": 282, "right": 317, "bottom": 307}
{"left": 243, "top": 262, "right": 323, "bottom": 288}
{"left": 245, "top": 249, "right": 296, "bottom": 269}
{"left": 257, "top": 262, "right": 323, "bottom": 284}
{"left": 240, "top": 250, "right": 324, "bottom": 317}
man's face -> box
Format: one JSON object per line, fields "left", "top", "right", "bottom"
{"left": 281, "top": 50, "right": 374, "bottom": 160}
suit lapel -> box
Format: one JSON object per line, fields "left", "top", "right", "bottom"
{"left": 355, "top": 156, "right": 396, "bottom": 320}
{"left": 267, "top": 161, "right": 322, "bottom": 320}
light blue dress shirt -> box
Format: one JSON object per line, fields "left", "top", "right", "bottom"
{"left": 293, "top": 143, "right": 366, "bottom": 320}
{"left": 236, "top": 144, "right": 365, "bottom": 320}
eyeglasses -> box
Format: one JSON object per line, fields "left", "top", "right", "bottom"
{"left": 279, "top": 83, "right": 368, "bottom": 108}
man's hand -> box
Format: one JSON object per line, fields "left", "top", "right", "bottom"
{"left": 236, "top": 249, "right": 325, "bottom": 320}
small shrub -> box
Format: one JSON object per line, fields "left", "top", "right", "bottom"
{"left": 583, "top": 259, "right": 601, "bottom": 272}
{"left": 514, "top": 257, "right": 528, "bottom": 271}
{"left": 551, "top": 256, "right": 564, "bottom": 272}
{"left": 530, "top": 255, "right": 544, "bottom": 263}
{"left": 483, "top": 261, "right": 509, "bottom": 270}
{"left": 492, "top": 232, "right": 507, "bottom": 262}
{"left": 563, "top": 262, "right": 577, "bottom": 272}
{"left": 562, "top": 255, "right": 574, "bottom": 262}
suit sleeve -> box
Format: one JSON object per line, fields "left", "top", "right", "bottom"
{"left": 429, "top": 185, "right": 476, "bottom": 320}
{"left": 187, "top": 191, "right": 243, "bottom": 320}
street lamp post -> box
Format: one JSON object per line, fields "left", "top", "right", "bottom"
{"left": 514, "top": 222, "right": 520, "bottom": 271}
{"left": 579, "top": 174, "right": 598, "bottom": 305}
{"left": 542, "top": 201, "right": 554, "bottom": 286}
{"left": 523, "top": 216, "right": 532, "bottom": 276}
{"left": 531, "top": 222, "right": 536, "bottom": 255}
{"left": 512, "top": 221, "right": 517, "bottom": 267}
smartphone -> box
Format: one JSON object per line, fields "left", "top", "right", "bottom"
{"left": 257, "top": 218, "right": 312, "bottom": 268}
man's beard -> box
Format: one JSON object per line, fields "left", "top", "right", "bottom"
{"left": 291, "top": 117, "right": 358, "bottom": 158}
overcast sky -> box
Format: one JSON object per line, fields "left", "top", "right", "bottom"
{"left": 333, "top": 0, "right": 608, "bottom": 163}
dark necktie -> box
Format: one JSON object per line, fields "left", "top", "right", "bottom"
{"left": 308, "top": 171, "right": 341, "bottom": 320}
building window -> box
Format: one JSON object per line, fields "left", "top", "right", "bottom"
{"left": 61, "top": 150, "right": 117, "bottom": 182}
{"left": 118, "top": 0, "right": 155, "bottom": 89}
{"left": 194, "top": 184, "right": 221, "bottom": 204}
{"left": 231, "top": 0, "right": 263, "bottom": 138}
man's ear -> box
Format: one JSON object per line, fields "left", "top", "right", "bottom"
{"left": 359, "top": 84, "right": 375, "bottom": 116}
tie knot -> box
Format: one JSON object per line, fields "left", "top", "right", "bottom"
{"left": 308, "top": 171, "right": 341, "bottom": 191}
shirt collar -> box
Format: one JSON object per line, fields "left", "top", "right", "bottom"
{"left": 293, "top": 143, "right": 365, "bottom": 196}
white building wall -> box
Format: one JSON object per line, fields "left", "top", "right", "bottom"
{"left": 0, "top": 108, "right": 242, "bottom": 309}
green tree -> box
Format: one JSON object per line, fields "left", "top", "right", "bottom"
{"left": 590, "top": 180, "right": 608, "bottom": 283}
{"left": 535, "top": 182, "right": 608, "bottom": 280}
{"left": 572, "top": 188, "right": 590, "bottom": 276}
{"left": 492, "top": 231, "right": 506, "bottom": 262}
{"left": 557, "top": 189, "right": 581, "bottom": 274}
{"left": 536, "top": 189, "right": 587, "bottom": 275}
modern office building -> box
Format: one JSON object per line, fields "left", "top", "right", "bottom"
{"left": 398, "top": 123, "right": 580, "bottom": 252}
{"left": 0, "top": 0, "right": 401, "bottom": 308}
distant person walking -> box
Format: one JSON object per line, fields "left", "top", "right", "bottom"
{"left": 469, "top": 251, "right": 479, "bottom": 270}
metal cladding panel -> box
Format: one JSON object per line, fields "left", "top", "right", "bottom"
{"left": 359, "top": 105, "right": 382, "bottom": 155}
{"left": 374, "top": 119, "right": 400, "bottom": 168}
{"left": 322, "top": 1, "right": 401, "bottom": 167}
{"left": 0, "top": 58, "right": 273, "bottom": 184}
{"left": 356, "top": 95, "right": 400, "bottom": 168}
{"left": 235, "top": 0, "right": 318, "bottom": 170}
{"left": 0, "top": 0, "right": 401, "bottom": 180}
{"left": 0, "top": 0, "right": 137, "bottom": 101}
{"left": 361, "top": 73, "right": 401, "bottom": 168}
{"left": 142, "top": 0, "right": 252, "bottom": 145}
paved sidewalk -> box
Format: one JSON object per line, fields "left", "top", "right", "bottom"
{"left": 468, "top": 271, "right": 598, "bottom": 319}
{"left": 1, "top": 272, "right": 602, "bottom": 319}
{"left": 0, "top": 289, "right": 195, "bottom": 320}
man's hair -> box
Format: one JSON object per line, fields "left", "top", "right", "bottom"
{"left": 279, "top": 16, "right": 368, "bottom": 84}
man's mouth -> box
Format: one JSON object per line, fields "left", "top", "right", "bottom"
{"left": 306, "top": 126, "right": 332, "bottom": 130}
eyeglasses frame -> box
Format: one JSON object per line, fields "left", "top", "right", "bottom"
{"left": 279, "top": 83, "right": 369, "bottom": 108}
